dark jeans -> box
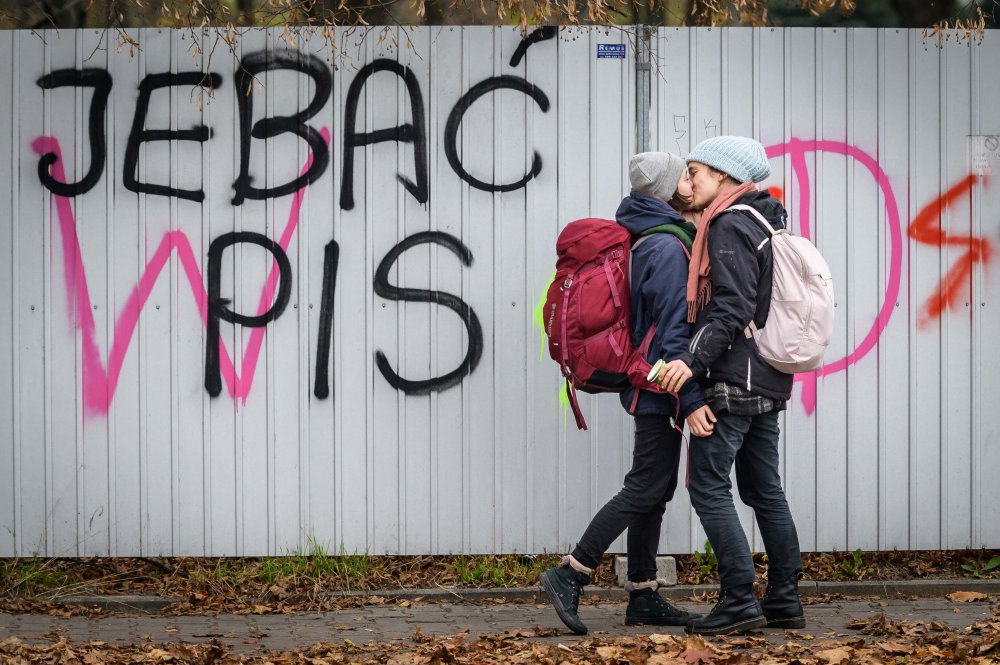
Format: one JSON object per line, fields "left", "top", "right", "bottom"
{"left": 571, "top": 414, "right": 682, "bottom": 583}
{"left": 688, "top": 409, "right": 802, "bottom": 588}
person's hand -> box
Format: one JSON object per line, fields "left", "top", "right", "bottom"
{"left": 686, "top": 404, "right": 717, "bottom": 438}
{"left": 656, "top": 359, "right": 693, "bottom": 392}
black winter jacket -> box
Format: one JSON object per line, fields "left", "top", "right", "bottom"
{"left": 676, "top": 191, "right": 794, "bottom": 401}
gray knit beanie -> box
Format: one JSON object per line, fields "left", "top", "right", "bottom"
{"left": 629, "top": 152, "right": 686, "bottom": 203}
{"left": 686, "top": 136, "right": 771, "bottom": 184}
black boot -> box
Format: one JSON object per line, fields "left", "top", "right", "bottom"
{"left": 540, "top": 563, "right": 591, "bottom": 635}
{"left": 625, "top": 586, "right": 702, "bottom": 626}
{"left": 685, "top": 583, "right": 766, "bottom": 635}
{"left": 761, "top": 574, "right": 805, "bottom": 629}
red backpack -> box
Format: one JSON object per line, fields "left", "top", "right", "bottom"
{"left": 544, "top": 218, "right": 685, "bottom": 430}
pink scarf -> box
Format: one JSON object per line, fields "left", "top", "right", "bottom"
{"left": 686, "top": 181, "right": 757, "bottom": 322}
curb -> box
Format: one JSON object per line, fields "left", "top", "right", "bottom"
{"left": 39, "top": 579, "right": 1000, "bottom": 611}
{"left": 38, "top": 595, "right": 183, "bottom": 612}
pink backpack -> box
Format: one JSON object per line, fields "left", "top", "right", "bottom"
{"left": 544, "top": 218, "right": 681, "bottom": 430}
{"left": 729, "top": 204, "right": 835, "bottom": 373}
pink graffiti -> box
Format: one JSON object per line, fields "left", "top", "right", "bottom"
{"left": 33, "top": 128, "right": 331, "bottom": 418}
{"left": 764, "top": 139, "right": 904, "bottom": 415}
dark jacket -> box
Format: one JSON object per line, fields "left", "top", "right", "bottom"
{"left": 677, "top": 190, "right": 794, "bottom": 401}
{"left": 616, "top": 193, "right": 707, "bottom": 419}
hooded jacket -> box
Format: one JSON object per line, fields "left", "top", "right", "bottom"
{"left": 677, "top": 190, "right": 794, "bottom": 401}
{"left": 615, "top": 193, "right": 706, "bottom": 419}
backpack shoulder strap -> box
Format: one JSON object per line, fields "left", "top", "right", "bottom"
{"left": 632, "top": 225, "right": 693, "bottom": 259}
{"left": 726, "top": 205, "right": 775, "bottom": 341}
{"left": 726, "top": 204, "right": 779, "bottom": 236}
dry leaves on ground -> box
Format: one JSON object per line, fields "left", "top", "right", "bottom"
{"left": 3, "top": 618, "right": 1000, "bottom": 664}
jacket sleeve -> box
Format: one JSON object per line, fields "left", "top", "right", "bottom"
{"left": 677, "top": 214, "right": 760, "bottom": 378}
{"left": 640, "top": 238, "right": 707, "bottom": 419}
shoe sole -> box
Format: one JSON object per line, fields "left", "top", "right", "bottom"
{"left": 766, "top": 616, "right": 806, "bottom": 629}
{"left": 685, "top": 615, "right": 767, "bottom": 636}
{"left": 539, "top": 570, "right": 588, "bottom": 635}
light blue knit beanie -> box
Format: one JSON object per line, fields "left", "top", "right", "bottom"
{"left": 686, "top": 136, "right": 771, "bottom": 184}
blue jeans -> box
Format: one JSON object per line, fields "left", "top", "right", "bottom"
{"left": 571, "top": 414, "right": 682, "bottom": 582}
{"left": 688, "top": 409, "right": 802, "bottom": 588}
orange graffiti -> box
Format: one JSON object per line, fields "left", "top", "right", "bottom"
{"left": 909, "top": 174, "right": 994, "bottom": 327}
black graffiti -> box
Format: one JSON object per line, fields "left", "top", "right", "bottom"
{"left": 36, "top": 69, "right": 113, "bottom": 197}
{"left": 313, "top": 240, "right": 341, "bottom": 400}
{"left": 204, "top": 232, "right": 292, "bottom": 397}
{"left": 444, "top": 76, "right": 550, "bottom": 193}
{"left": 373, "top": 232, "right": 482, "bottom": 395}
{"left": 232, "top": 49, "right": 332, "bottom": 206}
{"left": 123, "top": 72, "right": 222, "bottom": 202}
{"left": 35, "top": 50, "right": 554, "bottom": 204}
{"left": 509, "top": 26, "right": 557, "bottom": 68}
{"left": 340, "top": 59, "right": 429, "bottom": 211}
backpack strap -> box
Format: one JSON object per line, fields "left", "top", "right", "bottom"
{"left": 566, "top": 379, "right": 588, "bottom": 430}
{"left": 727, "top": 204, "right": 780, "bottom": 235}
{"left": 727, "top": 205, "right": 777, "bottom": 340}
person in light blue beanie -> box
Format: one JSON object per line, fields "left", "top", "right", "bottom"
{"left": 659, "top": 135, "right": 804, "bottom": 637}
{"left": 685, "top": 135, "right": 771, "bottom": 184}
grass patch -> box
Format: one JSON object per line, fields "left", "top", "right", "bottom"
{"left": 0, "top": 558, "right": 77, "bottom": 596}
{"left": 449, "top": 554, "right": 556, "bottom": 588}
{"left": 258, "top": 540, "right": 370, "bottom": 589}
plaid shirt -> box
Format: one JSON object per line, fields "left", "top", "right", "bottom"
{"left": 707, "top": 381, "right": 786, "bottom": 416}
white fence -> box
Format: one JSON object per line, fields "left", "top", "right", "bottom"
{"left": 1, "top": 26, "right": 997, "bottom": 557}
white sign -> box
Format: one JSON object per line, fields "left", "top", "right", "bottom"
{"left": 968, "top": 135, "right": 1000, "bottom": 176}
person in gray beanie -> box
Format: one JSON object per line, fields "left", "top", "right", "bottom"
{"left": 629, "top": 152, "right": 687, "bottom": 203}
{"left": 654, "top": 135, "right": 804, "bottom": 636}
{"left": 539, "top": 152, "right": 713, "bottom": 635}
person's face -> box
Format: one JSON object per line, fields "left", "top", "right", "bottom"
{"left": 688, "top": 161, "right": 726, "bottom": 210}
{"left": 674, "top": 168, "right": 693, "bottom": 202}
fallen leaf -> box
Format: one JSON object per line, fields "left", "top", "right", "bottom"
{"left": 681, "top": 635, "right": 718, "bottom": 664}
{"left": 398, "top": 600, "right": 411, "bottom": 608}
{"left": 649, "top": 633, "right": 675, "bottom": 645}
{"left": 816, "top": 647, "right": 853, "bottom": 664}
{"left": 878, "top": 641, "right": 914, "bottom": 655}
{"left": 647, "top": 655, "right": 686, "bottom": 665}
{"left": 948, "top": 591, "right": 989, "bottom": 603}
{"left": 597, "top": 645, "right": 621, "bottom": 660}
{"left": 978, "top": 637, "right": 1000, "bottom": 655}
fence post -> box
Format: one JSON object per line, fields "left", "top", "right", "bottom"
{"left": 635, "top": 24, "right": 652, "bottom": 153}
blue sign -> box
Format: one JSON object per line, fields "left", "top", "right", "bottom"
{"left": 597, "top": 44, "right": 626, "bottom": 59}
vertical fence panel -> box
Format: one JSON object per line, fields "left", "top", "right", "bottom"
{"left": 16, "top": 30, "right": 50, "bottom": 557}
{"left": 845, "top": 28, "right": 881, "bottom": 551}
{"left": 814, "top": 28, "right": 850, "bottom": 552}
{"left": 45, "top": 30, "right": 81, "bottom": 556}
{"left": 0, "top": 29, "right": 14, "bottom": 556}
{"left": 428, "top": 26, "right": 466, "bottom": 554}
{"left": 525, "top": 25, "right": 561, "bottom": 555}
{"left": 783, "top": 28, "right": 819, "bottom": 552}
{"left": 973, "top": 31, "right": 1000, "bottom": 549}
{"left": 654, "top": 26, "right": 695, "bottom": 556}
{"left": 940, "top": 39, "right": 974, "bottom": 549}
{"left": 878, "top": 28, "right": 912, "bottom": 550}
{"left": 909, "top": 31, "right": 944, "bottom": 550}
